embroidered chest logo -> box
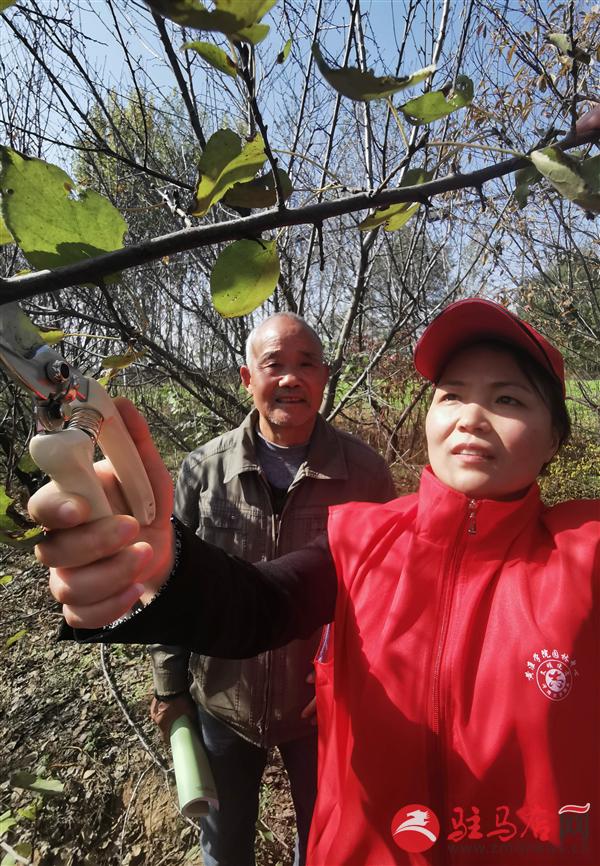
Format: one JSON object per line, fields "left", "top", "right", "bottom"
{"left": 524, "top": 648, "right": 579, "bottom": 702}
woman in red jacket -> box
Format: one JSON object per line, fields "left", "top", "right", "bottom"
{"left": 33, "top": 299, "right": 599, "bottom": 866}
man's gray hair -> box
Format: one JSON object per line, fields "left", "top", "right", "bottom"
{"left": 244, "top": 312, "right": 325, "bottom": 366}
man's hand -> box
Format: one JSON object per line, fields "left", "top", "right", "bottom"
{"left": 150, "top": 693, "right": 198, "bottom": 744}
{"left": 29, "top": 398, "right": 175, "bottom": 630}
{"left": 300, "top": 669, "right": 317, "bottom": 725}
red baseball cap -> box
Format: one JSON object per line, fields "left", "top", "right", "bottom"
{"left": 414, "top": 298, "right": 565, "bottom": 393}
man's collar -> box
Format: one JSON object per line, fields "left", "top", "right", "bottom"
{"left": 222, "top": 410, "right": 261, "bottom": 483}
{"left": 223, "top": 409, "right": 349, "bottom": 484}
{"left": 304, "top": 413, "right": 349, "bottom": 481}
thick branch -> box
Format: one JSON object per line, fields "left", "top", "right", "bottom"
{"left": 1, "top": 129, "right": 597, "bottom": 305}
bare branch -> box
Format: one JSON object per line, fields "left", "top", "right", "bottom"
{"left": 297, "top": 0, "right": 362, "bottom": 314}
{"left": 151, "top": 10, "right": 207, "bottom": 149}
{"left": 237, "top": 43, "right": 287, "bottom": 209}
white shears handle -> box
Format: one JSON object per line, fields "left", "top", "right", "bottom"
{"left": 29, "top": 379, "right": 156, "bottom": 525}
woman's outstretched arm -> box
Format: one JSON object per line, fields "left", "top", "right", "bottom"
{"left": 29, "top": 398, "right": 337, "bottom": 654}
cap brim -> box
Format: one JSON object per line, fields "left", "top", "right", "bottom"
{"left": 414, "top": 299, "right": 565, "bottom": 390}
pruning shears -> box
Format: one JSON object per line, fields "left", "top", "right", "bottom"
{"left": 0, "top": 303, "right": 155, "bottom": 525}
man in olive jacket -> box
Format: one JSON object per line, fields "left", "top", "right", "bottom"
{"left": 149, "top": 313, "right": 395, "bottom": 866}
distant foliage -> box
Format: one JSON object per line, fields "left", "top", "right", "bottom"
{"left": 541, "top": 435, "right": 600, "bottom": 504}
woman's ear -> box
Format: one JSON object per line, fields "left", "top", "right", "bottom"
{"left": 549, "top": 427, "right": 561, "bottom": 461}
{"left": 540, "top": 429, "right": 561, "bottom": 474}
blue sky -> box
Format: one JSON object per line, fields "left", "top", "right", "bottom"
{"left": 67, "top": 0, "right": 438, "bottom": 98}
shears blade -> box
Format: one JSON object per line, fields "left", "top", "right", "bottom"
{"left": 0, "top": 302, "right": 48, "bottom": 358}
{"left": 0, "top": 302, "right": 84, "bottom": 402}
{"left": 0, "top": 302, "right": 156, "bottom": 525}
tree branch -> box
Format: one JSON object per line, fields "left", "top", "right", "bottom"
{"left": 151, "top": 11, "right": 207, "bottom": 149}
{"left": 4, "top": 9, "right": 193, "bottom": 190}
{"left": 298, "top": 0, "right": 363, "bottom": 314}
{"left": 1, "top": 128, "right": 598, "bottom": 305}
{"left": 286, "top": 0, "right": 323, "bottom": 177}
{"left": 237, "top": 44, "right": 286, "bottom": 209}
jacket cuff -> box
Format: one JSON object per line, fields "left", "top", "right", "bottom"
{"left": 153, "top": 689, "right": 189, "bottom": 702}
{"left": 151, "top": 661, "right": 190, "bottom": 696}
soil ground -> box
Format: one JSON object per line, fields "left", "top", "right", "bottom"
{"left": 0, "top": 550, "right": 295, "bottom": 866}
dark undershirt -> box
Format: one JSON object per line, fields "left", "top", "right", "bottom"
{"left": 255, "top": 428, "right": 309, "bottom": 514}
{"left": 270, "top": 485, "right": 287, "bottom": 515}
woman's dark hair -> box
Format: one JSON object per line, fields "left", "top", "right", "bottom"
{"left": 509, "top": 345, "right": 571, "bottom": 452}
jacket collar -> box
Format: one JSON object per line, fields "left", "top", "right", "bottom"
{"left": 415, "top": 465, "right": 543, "bottom": 550}
{"left": 223, "top": 409, "right": 350, "bottom": 484}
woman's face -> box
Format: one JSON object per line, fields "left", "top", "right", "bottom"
{"left": 425, "top": 345, "right": 559, "bottom": 501}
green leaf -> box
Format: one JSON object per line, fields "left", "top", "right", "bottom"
{"left": 0, "top": 486, "right": 43, "bottom": 551}
{"left": 0, "top": 1, "right": 17, "bottom": 12}
{"left": 277, "top": 37, "right": 292, "bottom": 64}
{"left": 181, "top": 41, "right": 238, "bottom": 77}
{"left": 16, "top": 801, "right": 39, "bottom": 822}
{"left": 5, "top": 629, "right": 27, "bottom": 648}
{"left": 0, "top": 147, "right": 127, "bottom": 272}
{"left": 359, "top": 168, "right": 433, "bottom": 231}
{"left": 547, "top": 33, "right": 591, "bottom": 64}
{"left": 530, "top": 146, "right": 600, "bottom": 214}
{"left": 0, "top": 810, "right": 16, "bottom": 835}
{"left": 513, "top": 164, "right": 542, "bottom": 208}
{"left": 145, "top": 0, "right": 216, "bottom": 27}
{"left": 0, "top": 525, "right": 42, "bottom": 550}
{"left": 399, "top": 75, "right": 474, "bottom": 125}
{"left": 223, "top": 168, "right": 292, "bottom": 208}
{"left": 210, "top": 0, "right": 278, "bottom": 24}
{"left": 1, "top": 842, "right": 31, "bottom": 866}
{"left": 0, "top": 575, "right": 13, "bottom": 586}
{"left": 0, "top": 213, "right": 13, "bottom": 245}
{"left": 1, "top": 486, "right": 17, "bottom": 529}
{"left": 17, "top": 452, "right": 39, "bottom": 474}
{"left": 312, "top": 44, "right": 435, "bottom": 101}
{"left": 360, "top": 201, "right": 420, "bottom": 232}
{"left": 547, "top": 33, "right": 572, "bottom": 54}
{"left": 191, "top": 130, "right": 266, "bottom": 217}
{"left": 234, "top": 22, "right": 270, "bottom": 45}
{"left": 211, "top": 238, "right": 280, "bottom": 317}
{"left": 38, "top": 328, "right": 64, "bottom": 345}
{"left": 10, "top": 772, "right": 64, "bottom": 798}
{"left": 580, "top": 154, "right": 600, "bottom": 191}
{"left": 101, "top": 350, "right": 145, "bottom": 371}
{"left": 531, "top": 145, "right": 584, "bottom": 196}
{"left": 144, "top": 0, "right": 275, "bottom": 42}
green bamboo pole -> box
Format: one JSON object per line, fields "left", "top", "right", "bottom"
{"left": 170, "top": 715, "right": 219, "bottom": 818}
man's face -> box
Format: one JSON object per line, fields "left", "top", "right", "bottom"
{"left": 240, "top": 318, "right": 329, "bottom": 446}
{"left": 425, "top": 345, "right": 558, "bottom": 501}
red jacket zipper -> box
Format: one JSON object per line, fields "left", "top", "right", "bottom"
{"left": 429, "top": 499, "right": 478, "bottom": 861}
{"left": 431, "top": 499, "right": 478, "bottom": 733}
